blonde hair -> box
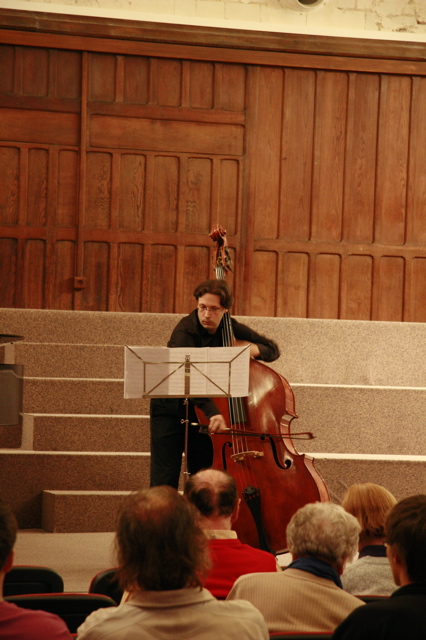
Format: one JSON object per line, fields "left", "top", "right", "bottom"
{"left": 341, "top": 483, "right": 397, "bottom": 544}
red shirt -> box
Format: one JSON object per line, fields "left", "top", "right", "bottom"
{"left": 204, "top": 536, "right": 278, "bottom": 599}
{"left": 0, "top": 601, "right": 72, "bottom": 639}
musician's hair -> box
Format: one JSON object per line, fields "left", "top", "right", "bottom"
{"left": 341, "top": 483, "right": 397, "bottom": 544}
{"left": 287, "top": 501, "right": 360, "bottom": 569}
{"left": 184, "top": 469, "right": 238, "bottom": 518}
{"left": 385, "top": 494, "right": 426, "bottom": 583}
{"left": 115, "top": 486, "right": 210, "bottom": 592}
{"left": 0, "top": 499, "right": 17, "bottom": 571}
{"left": 193, "top": 279, "right": 234, "bottom": 309}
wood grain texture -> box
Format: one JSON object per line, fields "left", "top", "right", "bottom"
{"left": 0, "top": 14, "right": 426, "bottom": 322}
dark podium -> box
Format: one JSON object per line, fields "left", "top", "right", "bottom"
{"left": 0, "top": 335, "right": 24, "bottom": 426}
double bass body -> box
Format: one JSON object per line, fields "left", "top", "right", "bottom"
{"left": 198, "top": 357, "right": 329, "bottom": 554}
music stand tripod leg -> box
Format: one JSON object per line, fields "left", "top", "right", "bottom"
{"left": 181, "top": 398, "right": 190, "bottom": 487}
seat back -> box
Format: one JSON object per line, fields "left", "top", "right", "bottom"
{"left": 4, "top": 565, "right": 64, "bottom": 595}
{"left": 355, "top": 594, "right": 390, "bottom": 603}
{"left": 89, "top": 568, "right": 123, "bottom": 605}
{"left": 4, "top": 593, "right": 117, "bottom": 633}
{"left": 269, "top": 633, "right": 333, "bottom": 639}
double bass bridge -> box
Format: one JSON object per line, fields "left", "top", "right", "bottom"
{"left": 231, "top": 450, "right": 264, "bottom": 462}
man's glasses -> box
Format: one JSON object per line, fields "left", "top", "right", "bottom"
{"left": 198, "top": 305, "right": 223, "bottom": 315}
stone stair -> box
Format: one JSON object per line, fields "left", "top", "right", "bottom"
{"left": 0, "top": 308, "right": 425, "bottom": 532}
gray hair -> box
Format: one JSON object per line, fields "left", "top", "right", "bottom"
{"left": 286, "top": 501, "right": 360, "bottom": 568}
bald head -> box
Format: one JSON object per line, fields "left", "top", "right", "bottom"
{"left": 184, "top": 469, "right": 238, "bottom": 520}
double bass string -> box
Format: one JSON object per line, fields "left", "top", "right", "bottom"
{"left": 221, "top": 308, "right": 257, "bottom": 492}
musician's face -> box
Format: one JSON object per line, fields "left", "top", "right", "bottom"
{"left": 197, "top": 293, "right": 227, "bottom": 334}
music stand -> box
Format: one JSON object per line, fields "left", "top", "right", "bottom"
{"left": 124, "top": 345, "right": 250, "bottom": 483}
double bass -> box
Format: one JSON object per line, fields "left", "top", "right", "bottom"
{"left": 196, "top": 224, "right": 329, "bottom": 553}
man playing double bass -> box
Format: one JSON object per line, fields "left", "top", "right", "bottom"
{"left": 150, "top": 279, "right": 280, "bottom": 489}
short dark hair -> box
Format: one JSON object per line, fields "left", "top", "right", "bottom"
{"left": 193, "top": 280, "right": 234, "bottom": 309}
{"left": 115, "top": 486, "right": 210, "bottom": 592}
{"left": 184, "top": 469, "right": 238, "bottom": 518}
{"left": 385, "top": 494, "right": 426, "bottom": 583}
{"left": 0, "top": 499, "right": 17, "bottom": 571}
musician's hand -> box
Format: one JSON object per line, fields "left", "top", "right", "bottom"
{"left": 233, "top": 339, "right": 260, "bottom": 359}
{"left": 208, "top": 414, "right": 230, "bottom": 433}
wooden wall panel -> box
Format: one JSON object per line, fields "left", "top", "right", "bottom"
{"left": 0, "top": 109, "right": 80, "bottom": 146}
{"left": 342, "top": 255, "right": 373, "bottom": 320}
{"left": 27, "top": 149, "right": 48, "bottom": 226}
{"left": 218, "top": 159, "right": 239, "bottom": 234}
{"left": 90, "top": 116, "right": 244, "bottom": 156}
{"left": 55, "top": 50, "right": 81, "bottom": 99}
{"left": 57, "top": 150, "right": 79, "bottom": 227}
{"left": 311, "top": 72, "right": 348, "bottom": 243}
{"left": 277, "top": 252, "right": 309, "bottom": 318}
{"left": 248, "top": 67, "right": 283, "bottom": 240}
{"left": 407, "top": 77, "right": 426, "bottom": 245}
{"left": 251, "top": 251, "right": 278, "bottom": 316}
{"left": 117, "top": 243, "right": 143, "bottom": 312}
{"left": 0, "top": 45, "right": 14, "bottom": 93}
{"left": 189, "top": 62, "right": 214, "bottom": 109}
{"left": 1, "top": 16, "right": 426, "bottom": 322}
{"left": 89, "top": 53, "right": 116, "bottom": 102}
{"left": 22, "top": 47, "right": 49, "bottom": 96}
{"left": 81, "top": 242, "right": 109, "bottom": 311}
{"left": 217, "top": 64, "right": 246, "bottom": 111}
{"left": 123, "top": 56, "right": 149, "bottom": 104}
{"left": 375, "top": 76, "right": 411, "bottom": 245}
{"left": 148, "top": 245, "right": 177, "bottom": 312}
{"left": 85, "top": 152, "right": 112, "bottom": 229}
{"left": 310, "top": 254, "right": 341, "bottom": 319}
{"left": 157, "top": 60, "right": 181, "bottom": 106}
{"left": 411, "top": 258, "right": 426, "bottom": 322}
{"left": 343, "top": 73, "right": 379, "bottom": 243}
{"left": 151, "top": 156, "right": 179, "bottom": 233}
{"left": 0, "top": 146, "right": 19, "bottom": 224}
{"left": 281, "top": 69, "right": 315, "bottom": 242}
{"left": 23, "top": 239, "right": 45, "bottom": 308}
{"left": 185, "top": 157, "right": 212, "bottom": 232}
{"left": 0, "top": 239, "right": 18, "bottom": 307}
{"left": 118, "top": 154, "right": 145, "bottom": 231}
{"left": 377, "top": 256, "right": 405, "bottom": 321}
{"left": 53, "top": 240, "right": 75, "bottom": 310}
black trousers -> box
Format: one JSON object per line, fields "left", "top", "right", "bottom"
{"left": 149, "top": 398, "right": 213, "bottom": 489}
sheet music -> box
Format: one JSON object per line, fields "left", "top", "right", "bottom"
{"left": 124, "top": 346, "right": 250, "bottom": 399}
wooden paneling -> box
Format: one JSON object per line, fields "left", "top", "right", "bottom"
{"left": 375, "top": 76, "right": 411, "bottom": 246}
{"left": 343, "top": 73, "right": 378, "bottom": 244}
{"left": 0, "top": 109, "right": 80, "bottom": 145}
{"left": 1, "top": 12, "right": 426, "bottom": 322}
{"left": 407, "top": 77, "right": 426, "bottom": 246}
{"left": 311, "top": 71, "right": 348, "bottom": 243}
{"left": 0, "top": 146, "right": 19, "bottom": 224}
{"left": 281, "top": 69, "right": 315, "bottom": 242}
{"left": 118, "top": 154, "right": 145, "bottom": 231}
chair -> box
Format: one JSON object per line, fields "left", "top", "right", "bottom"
{"left": 4, "top": 593, "right": 117, "bottom": 633}
{"left": 89, "top": 567, "right": 123, "bottom": 605}
{"left": 269, "top": 634, "right": 333, "bottom": 639}
{"left": 4, "top": 565, "right": 64, "bottom": 596}
{"left": 356, "top": 594, "right": 390, "bottom": 603}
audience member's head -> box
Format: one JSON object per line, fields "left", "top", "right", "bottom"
{"left": 115, "top": 485, "right": 210, "bottom": 593}
{"left": 184, "top": 468, "right": 239, "bottom": 527}
{"left": 287, "top": 501, "right": 360, "bottom": 573}
{"left": 341, "top": 483, "right": 397, "bottom": 548}
{"left": 385, "top": 493, "right": 426, "bottom": 585}
{"left": 0, "top": 498, "right": 17, "bottom": 576}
